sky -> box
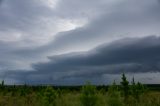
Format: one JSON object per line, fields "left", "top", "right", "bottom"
{"left": 0, "top": 0, "right": 160, "bottom": 85}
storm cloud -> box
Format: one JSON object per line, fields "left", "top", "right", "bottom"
{"left": 0, "top": 0, "right": 160, "bottom": 84}
{"left": 3, "top": 36, "right": 160, "bottom": 85}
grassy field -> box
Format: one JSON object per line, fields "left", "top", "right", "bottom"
{"left": 0, "top": 87, "right": 160, "bottom": 106}
{"left": 0, "top": 74, "right": 160, "bottom": 106}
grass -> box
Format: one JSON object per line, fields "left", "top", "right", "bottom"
{"left": 0, "top": 74, "right": 160, "bottom": 106}
{"left": 0, "top": 88, "right": 160, "bottom": 106}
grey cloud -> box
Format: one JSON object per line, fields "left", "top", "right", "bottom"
{"left": 1, "top": 0, "right": 160, "bottom": 84}
{"left": 33, "top": 36, "right": 160, "bottom": 73}
{"left": 49, "top": 0, "right": 160, "bottom": 48}
{"left": 0, "top": 0, "right": 52, "bottom": 30}
{"left": 0, "top": 0, "right": 2, "bottom": 4}
{"left": 5, "top": 36, "right": 160, "bottom": 84}
{"left": 0, "top": 0, "right": 111, "bottom": 71}
{"left": 14, "top": 0, "right": 160, "bottom": 58}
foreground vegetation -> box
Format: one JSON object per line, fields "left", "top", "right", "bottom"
{"left": 0, "top": 74, "right": 160, "bottom": 106}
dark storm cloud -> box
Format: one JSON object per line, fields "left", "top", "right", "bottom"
{"left": 33, "top": 36, "right": 160, "bottom": 73}
{"left": 5, "top": 36, "right": 160, "bottom": 84}
{"left": 1, "top": 0, "right": 160, "bottom": 84}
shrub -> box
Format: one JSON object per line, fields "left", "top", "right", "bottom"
{"left": 80, "top": 82, "right": 98, "bottom": 106}
{"left": 131, "top": 77, "right": 146, "bottom": 101}
{"left": 107, "top": 81, "right": 123, "bottom": 106}
{"left": 38, "top": 86, "right": 57, "bottom": 106}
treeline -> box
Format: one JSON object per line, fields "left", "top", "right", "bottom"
{"left": 0, "top": 73, "right": 160, "bottom": 106}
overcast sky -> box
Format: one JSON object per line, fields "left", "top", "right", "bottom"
{"left": 0, "top": 0, "right": 160, "bottom": 85}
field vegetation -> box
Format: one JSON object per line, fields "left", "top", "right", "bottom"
{"left": 0, "top": 73, "right": 160, "bottom": 106}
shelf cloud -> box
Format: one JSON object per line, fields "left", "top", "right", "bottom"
{"left": 0, "top": 0, "right": 160, "bottom": 84}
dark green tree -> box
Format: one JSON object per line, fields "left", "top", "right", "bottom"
{"left": 131, "top": 77, "right": 135, "bottom": 85}
{"left": 131, "top": 77, "right": 138, "bottom": 101}
{"left": 135, "top": 82, "right": 145, "bottom": 100}
{"left": 0, "top": 80, "right": 4, "bottom": 90}
{"left": 120, "top": 73, "right": 129, "bottom": 102}
{"left": 2, "top": 80, "right": 4, "bottom": 86}
{"left": 131, "top": 76, "right": 146, "bottom": 102}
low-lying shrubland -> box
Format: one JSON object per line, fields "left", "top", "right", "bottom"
{"left": 0, "top": 74, "right": 159, "bottom": 106}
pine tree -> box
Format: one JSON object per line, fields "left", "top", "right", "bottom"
{"left": 2, "top": 80, "right": 4, "bottom": 86}
{"left": 131, "top": 77, "right": 146, "bottom": 102}
{"left": 120, "top": 73, "right": 129, "bottom": 102}
{"left": 131, "top": 77, "right": 135, "bottom": 85}
{"left": 131, "top": 77, "right": 137, "bottom": 100}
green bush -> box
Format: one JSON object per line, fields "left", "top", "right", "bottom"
{"left": 107, "top": 81, "right": 123, "bottom": 106}
{"left": 80, "top": 82, "right": 98, "bottom": 106}
{"left": 38, "top": 86, "right": 57, "bottom": 106}
{"left": 130, "top": 77, "right": 147, "bottom": 103}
